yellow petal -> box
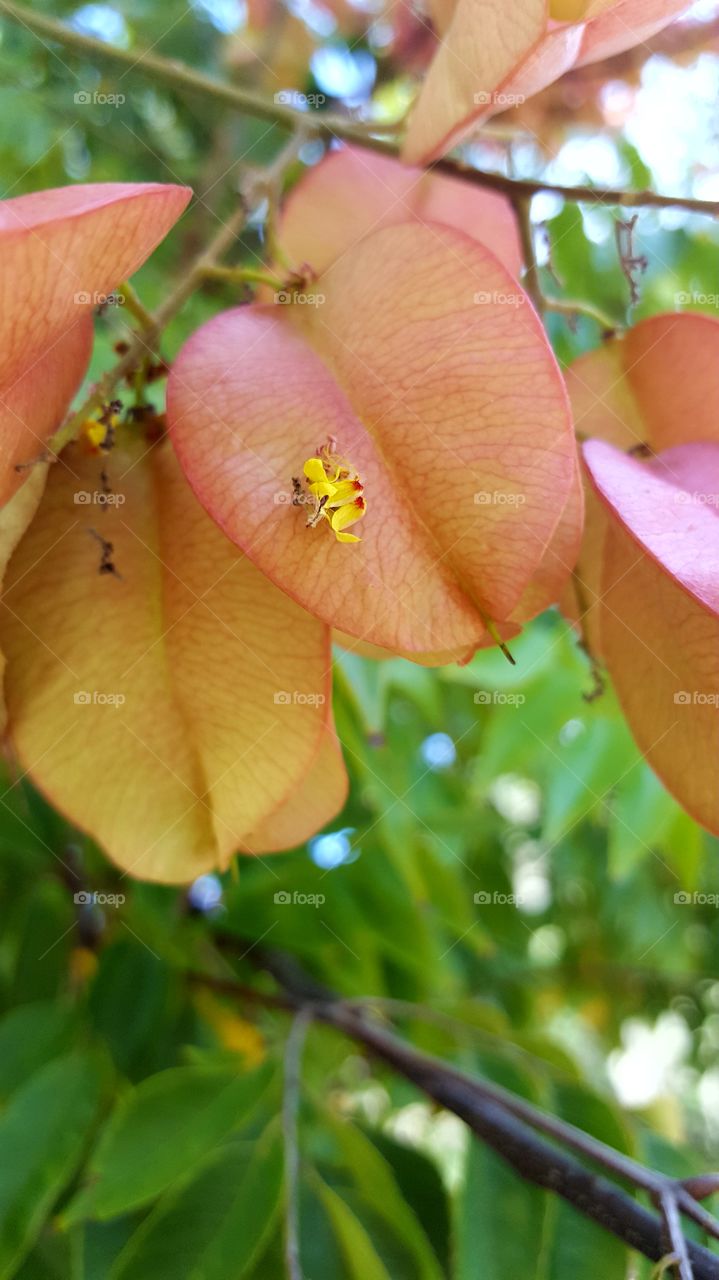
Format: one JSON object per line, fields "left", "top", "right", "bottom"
{"left": 327, "top": 479, "right": 363, "bottom": 507}
{"left": 303, "top": 458, "right": 329, "bottom": 483}
{"left": 330, "top": 499, "right": 366, "bottom": 540}
{"left": 308, "top": 480, "right": 337, "bottom": 500}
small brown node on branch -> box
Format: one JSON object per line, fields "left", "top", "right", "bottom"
{"left": 99, "top": 466, "right": 112, "bottom": 503}
{"left": 126, "top": 403, "right": 153, "bottom": 424}
{"left": 126, "top": 405, "right": 166, "bottom": 444}
{"left": 581, "top": 657, "right": 605, "bottom": 703}
{"left": 146, "top": 358, "right": 170, "bottom": 383}
{"left": 88, "top": 528, "right": 123, "bottom": 581}
{"left": 615, "top": 214, "right": 648, "bottom": 307}
{"left": 540, "top": 224, "right": 563, "bottom": 292}
{"left": 680, "top": 1174, "right": 719, "bottom": 1202}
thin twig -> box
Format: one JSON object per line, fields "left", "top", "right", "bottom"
{"left": 513, "top": 198, "right": 619, "bottom": 329}
{"left": 659, "top": 1190, "right": 695, "bottom": 1280}
{"left": 201, "top": 263, "right": 285, "bottom": 289}
{"left": 186, "top": 970, "right": 292, "bottom": 1011}
{"left": 283, "top": 1010, "right": 312, "bottom": 1280}
{"left": 544, "top": 295, "right": 619, "bottom": 334}
{"left": 512, "top": 194, "right": 544, "bottom": 314}
{"left": 2, "top": 1, "right": 719, "bottom": 218}
{"left": 117, "top": 279, "right": 156, "bottom": 332}
{"left": 45, "top": 197, "right": 250, "bottom": 459}
{"left": 616, "top": 214, "right": 649, "bottom": 308}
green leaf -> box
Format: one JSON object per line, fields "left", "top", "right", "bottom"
{"left": 326, "top": 1117, "right": 444, "bottom": 1280}
{"left": 316, "top": 1179, "right": 393, "bottom": 1280}
{"left": 87, "top": 940, "right": 173, "bottom": 1075}
{"left": 454, "top": 1077, "right": 633, "bottom": 1280}
{"left": 364, "top": 1130, "right": 451, "bottom": 1274}
{"left": 0, "top": 1001, "right": 78, "bottom": 1099}
{"left": 71, "top": 1220, "right": 140, "bottom": 1280}
{"left": 64, "top": 1062, "right": 275, "bottom": 1222}
{"left": 454, "top": 1137, "right": 550, "bottom": 1280}
{"left": 109, "top": 1123, "right": 284, "bottom": 1280}
{"left": 0, "top": 1052, "right": 104, "bottom": 1279}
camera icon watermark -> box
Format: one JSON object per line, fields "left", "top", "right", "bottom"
{"left": 474, "top": 690, "right": 526, "bottom": 707}
{"left": 674, "top": 890, "right": 719, "bottom": 907}
{"left": 675, "top": 290, "right": 719, "bottom": 307}
{"left": 74, "top": 490, "right": 126, "bottom": 507}
{"left": 473, "top": 90, "right": 525, "bottom": 108}
{"left": 73, "top": 291, "right": 125, "bottom": 307}
{"left": 74, "top": 890, "right": 126, "bottom": 906}
{"left": 674, "top": 690, "right": 719, "bottom": 706}
{"left": 274, "top": 290, "right": 325, "bottom": 306}
{"left": 274, "top": 889, "right": 326, "bottom": 906}
{"left": 74, "top": 90, "right": 125, "bottom": 107}
{"left": 73, "top": 690, "right": 126, "bottom": 708}
{"left": 273, "top": 488, "right": 311, "bottom": 507}
{"left": 274, "top": 690, "right": 326, "bottom": 707}
{"left": 474, "top": 290, "right": 526, "bottom": 307}
{"left": 672, "top": 490, "right": 719, "bottom": 508}
{"left": 474, "top": 890, "right": 524, "bottom": 905}
{"left": 273, "top": 90, "right": 326, "bottom": 109}
{"left": 474, "top": 490, "right": 526, "bottom": 506}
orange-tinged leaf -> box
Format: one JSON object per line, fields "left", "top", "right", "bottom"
{"left": 169, "top": 221, "right": 575, "bottom": 659}
{"left": 564, "top": 338, "right": 642, "bottom": 449}
{"left": 583, "top": 439, "right": 719, "bottom": 834}
{"left": 585, "top": 441, "right": 719, "bottom": 616}
{"left": 240, "top": 727, "right": 348, "bottom": 852}
{"left": 0, "top": 466, "right": 48, "bottom": 585}
{"left": 1, "top": 321, "right": 95, "bottom": 494}
{"left": 0, "top": 466, "right": 49, "bottom": 732}
{"left": 567, "top": 313, "right": 719, "bottom": 451}
{"left": 277, "top": 146, "right": 522, "bottom": 277}
{"left": 559, "top": 480, "right": 607, "bottom": 656}
{"left": 402, "top": 0, "right": 547, "bottom": 164}
{"left": 332, "top": 628, "right": 516, "bottom": 666}
{"left": 0, "top": 434, "right": 343, "bottom": 883}
{"left": 563, "top": 313, "right": 719, "bottom": 654}
{"left": 510, "top": 454, "right": 584, "bottom": 624}
{"left": 403, "top": 0, "right": 689, "bottom": 163}
{"left": 575, "top": 0, "right": 693, "bottom": 67}
{"left": 0, "top": 182, "right": 191, "bottom": 503}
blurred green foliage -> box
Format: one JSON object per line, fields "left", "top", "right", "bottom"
{"left": 0, "top": 1, "right": 718, "bottom": 1276}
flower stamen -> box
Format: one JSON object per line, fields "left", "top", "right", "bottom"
{"left": 293, "top": 439, "right": 366, "bottom": 543}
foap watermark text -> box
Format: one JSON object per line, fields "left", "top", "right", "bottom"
{"left": 274, "top": 890, "right": 325, "bottom": 907}
{"left": 74, "top": 690, "right": 125, "bottom": 708}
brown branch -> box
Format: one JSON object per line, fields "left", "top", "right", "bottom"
{"left": 192, "top": 947, "right": 719, "bottom": 1279}
{"left": 2, "top": 1, "right": 719, "bottom": 219}
{"left": 511, "top": 194, "right": 544, "bottom": 314}
{"left": 31, "top": 128, "right": 304, "bottom": 466}
{"left": 43, "top": 198, "right": 248, "bottom": 458}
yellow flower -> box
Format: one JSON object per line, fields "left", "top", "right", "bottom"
{"left": 299, "top": 446, "right": 366, "bottom": 543}
{"left": 82, "top": 419, "right": 109, "bottom": 450}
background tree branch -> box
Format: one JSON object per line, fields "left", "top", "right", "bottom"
{"left": 192, "top": 943, "right": 719, "bottom": 1279}
{"left": 2, "top": 1, "right": 719, "bottom": 219}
